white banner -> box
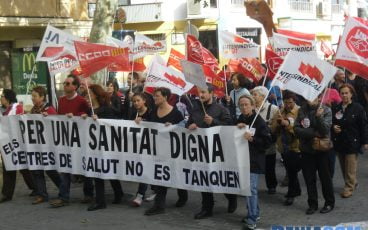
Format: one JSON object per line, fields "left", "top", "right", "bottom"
{"left": 219, "top": 30, "right": 260, "bottom": 59}
{"left": 273, "top": 51, "right": 337, "bottom": 101}
{"left": 271, "top": 32, "right": 317, "bottom": 57}
{"left": 145, "top": 55, "right": 193, "bottom": 96}
{"left": 0, "top": 115, "right": 250, "bottom": 196}
{"left": 36, "top": 25, "right": 82, "bottom": 62}
{"left": 180, "top": 60, "right": 207, "bottom": 89}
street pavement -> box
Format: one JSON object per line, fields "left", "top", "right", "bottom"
{"left": 0, "top": 153, "right": 367, "bottom": 230}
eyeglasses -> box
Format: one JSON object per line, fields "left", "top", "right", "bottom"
{"left": 63, "top": 82, "right": 72, "bottom": 86}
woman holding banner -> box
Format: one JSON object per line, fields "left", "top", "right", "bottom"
{"left": 144, "top": 87, "right": 188, "bottom": 216}
{"left": 86, "top": 84, "right": 124, "bottom": 211}
{"left": 236, "top": 95, "right": 272, "bottom": 230}
{"left": 129, "top": 92, "right": 155, "bottom": 207}
{"left": 332, "top": 84, "right": 368, "bottom": 198}
{"left": 294, "top": 94, "right": 335, "bottom": 214}
{"left": 29, "top": 86, "right": 61, "bottom": 205}
{"left": 0, "top": 89, "right": 36, "bottom": 203}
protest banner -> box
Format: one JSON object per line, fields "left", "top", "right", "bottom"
{"left": 271, "top": 32, "right": 317, "bottom": 57}
{"left": 0, "top": 115, "right": 251, "bottom": 196}
{"left": 219, "top": 30, "right": 260, "bottom": 59}
{"left": 273, "top": 51, "right": 337, "bottom": 101}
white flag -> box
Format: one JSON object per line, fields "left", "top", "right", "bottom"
{"left": 273, "top": 51, "right": 337, "bottom": 101}
{"left": 36, "top": 25, "right": 82, "bottom": 62}
{"left": 271, "top": 32, "right": 317, "bottom": 57}
{"left": 131, "top": 33, "right": 167, "bottom": 60}
{"left": 219, "top": 30, "right": 259, "bottom": 58}
{"left": 180, "top": 60, "right": 207, "bottom": 89}
{"left": 335, "top": 17, "right": 368, "bottom": 80}
{"left": 145, "top": 55, "right": 193, "bottom": 96}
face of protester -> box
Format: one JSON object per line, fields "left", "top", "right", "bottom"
{"left": 127, "top": 74, "right": 137, "bottom": 87}
{"left": 335, "top": 71, "right": 345, "bottom": 83}
{"left": 340, "top": 87, "right": 353, "bottom": 104}
{"left": 31, "top": 91, "right": 44, "bottom": 107}
{"left": 231, "top": 76, "right": 239, "bottom": 89}
{"left": 153, "top": 91, "right": 166, "bottom": 106}
{"left": 0, "top": 94, "right": 9, "bottom": 108}
{"left": 239, "top": 97, "right": 254, "bottom": 116}
{"left": 106, "top": 83, "right": 114, "bottom": 95}
{"left": 199, "top": 88, "right": 212, "bottom": 104}
{"left": 251, "top": 91, "right": 264, "bottom": 106}
{"left": 63, "top": 77, "right": 77, "bottom": 94}
{"left": 132, "top": 95, "right": 146, "bottom": 110}
{"left": 283, "top": 98, "right": 295, "bottom": 112}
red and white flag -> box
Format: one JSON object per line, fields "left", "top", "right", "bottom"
{"left": 228, "top": 58, "right": 265, "bottom": 83}
{"left": 320, "top": 41, "right": 334, "bottom": 58}
{"left": 265, "top": 48, "right": 283, "bottom": 79}
{"left": 276, "top": 29, "right": 316, "bottom": 40}
{"left": 271, "top": 32, "right": 317, "bottom": 57}
{"left": 74, "top": 41, "right": 130, "bottom": 77}
{"left": 273, "top": 51, "right": 337, "bottom": 101}
{"left": 167, "top": 48, "right": 185, "bottom": 71}
{"left": 335, "top": 17, "right": 368, "bottom": 79}
{"left": 186, "top": 34, "right": 219, "bottom": 69}
{"left": 219, "top": 30, "right": 259, "bottom": 58}
{"left": 145, "top": 55, "right": 193, "bottom": 96}
{"left": 36, "top": 25, "right": 81, "bottom": 62}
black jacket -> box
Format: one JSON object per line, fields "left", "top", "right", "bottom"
{"left": 332, "top": 102, "right": 368, "bottom": 154}
{"left": 294, "top": 104, "right": 332, "bottom": 154}
{"left": 187, "top": 99, "right": 232, "bottom": 128}
{"left": 94, "top": 105, "right": 116, "bottom": 119}
{"left": 237, "top": 112, "right": 272, "bottom": 174}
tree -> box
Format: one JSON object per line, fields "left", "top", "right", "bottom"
{"left": 89, "top": 0, "right": 119, "bottom": 85}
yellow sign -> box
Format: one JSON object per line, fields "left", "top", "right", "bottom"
{"left": 23, "top": 53, "right": 37, "bottom": 72}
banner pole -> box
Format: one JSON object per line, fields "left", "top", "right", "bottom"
{"left": 196, "top": 87, "right": 207, "bottom": 115}
{"left": 223, "top": 65, "right": 228, "bottom": 96}
{"left": 262, "top": 68, "right": 269, "bottom": 86}
{"left": 130, "top": 54, "right": 134, "bottom": 92}
{"left": 85, "top": 78, "right": 94, "bottom": 116}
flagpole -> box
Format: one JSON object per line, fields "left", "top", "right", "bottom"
{"left": 85, "top": 78, "right": 95, "bottom": 116}
{"left": 223, "top": 65, "right": 228, "bottom": 96}
{"left": 196, "top": 87, "right": 207, "bottom": 115}
{"left": 130, "top": 54, "right": 134, "bottom": 92}
{"left": 262, "top": 68, "right": 269, "bottom": 86}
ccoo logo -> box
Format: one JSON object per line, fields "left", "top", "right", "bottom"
{"left": 346, "top": 26, "right": 368, "bottom": 59}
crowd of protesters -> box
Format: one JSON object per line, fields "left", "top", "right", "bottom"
{"left": 1, "top": 67, "right": 368, "bottom": 230}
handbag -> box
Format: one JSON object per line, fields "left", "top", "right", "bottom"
{"left": 312, "top": 137, "right": 333, "bottom": 152}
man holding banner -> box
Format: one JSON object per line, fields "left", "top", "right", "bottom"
{"left": 186, "top": 83, "right": 234, "bottom": 219}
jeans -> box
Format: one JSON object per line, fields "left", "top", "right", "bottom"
{"left": 246, "top": 173, "right": 260, "bottom": 225}
{"left": 32, "top": 170, "right": 61, "bottom": 199}
{"left": 59, "top": 173, "right": 94, "bottom": 201}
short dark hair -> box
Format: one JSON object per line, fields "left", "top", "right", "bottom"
{"left": 32, "top": 86, "right": 48, "bottom": 102}
{"left": 67, "top": 74, "right": 80, "bottom": 89}
{"left": 128, "top": 71, "right": 139, "bottom": 80}
{"left": 231, "top": 73, "right": 252, "bottom": 89}
{"left": 154, "top": 87, "right": 171, "bottom": 100}
{"left": 205, "top": 83, "right": 214, "bottom": 93}
{"left": 283, "top": 90, "right": 297, "bottom": 101}
{"left": 2, "top": 89, "right": 17, "bottom": 104}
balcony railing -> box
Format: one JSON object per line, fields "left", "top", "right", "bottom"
{"left": 288, "top": 0, "right": 313, "bottom": 13}
{"left": 121, "top": 2, "right": 162, "bottom": 23}
{"left": 331, "top": 3, "right": 343, "bottom": 14}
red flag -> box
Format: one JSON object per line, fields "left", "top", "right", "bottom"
{"left": 186, "top": 34, "right": 219, "bottom": 69}
{"left": 265, "top": 48, "right": 283, "bottom": 79}
{"left": 320, "top": 41, "right": 334, "bottom": 58}
{"left": 277, "top": 29, "right": 316, "bottom": 40}
{"left": 228, "top": 58, "right": 264, "bottom": 83}
{"left": 74, "top": 41, "right": 129, "bottom": 77}
{"left": 167, "top": 48, "right": 185, "bottom": 71}
{"left": 108, "top": 57, "right": 146, "bottom": 72}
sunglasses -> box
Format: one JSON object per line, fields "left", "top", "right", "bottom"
{"left": 63, "top": 82, "right": 73, "bottom": 86}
